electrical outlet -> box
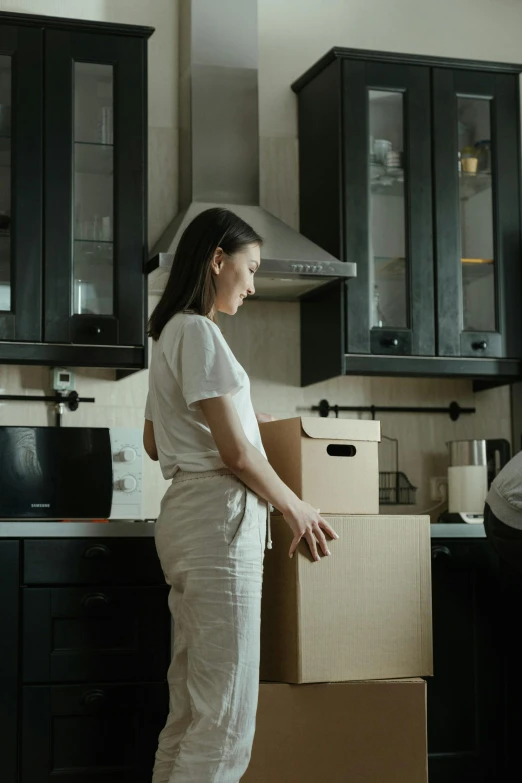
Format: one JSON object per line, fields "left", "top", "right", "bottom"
{"left": 430, "top": 477, "right": 448, "bottom": 502}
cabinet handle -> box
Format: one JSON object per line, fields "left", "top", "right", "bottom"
{"left": 83, "top": 544, "right": 112, "bottom": 560}
{"left": 472, "top": 340, "right": 488, "bottom": 350}
{"left": 92, "top": 326, "right": 102, "bottom": 336}
{"left": 381, "top": 337, "right": 399, "bottom": 348}
{"left": 431, "top": 545, "right": 452, "bottom": 560}
{"left": 83, "top": 689, "right": 107, "bottom": 707}
{"left": 83, "top": 592, "right": 110, "bottom": 609}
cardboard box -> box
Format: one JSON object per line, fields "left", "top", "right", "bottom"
{"left": 259, "top": 417, "right": 381, "bottom": 514}
{"left": 261, "top": 514, "right": 433, "bottom": 683}
{"left": 242, "top": 679, "right": 428, "bottom": 783}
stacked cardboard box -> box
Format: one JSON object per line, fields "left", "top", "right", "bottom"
{"left": 242, "top": 418, "right": 432, "bottom": 782}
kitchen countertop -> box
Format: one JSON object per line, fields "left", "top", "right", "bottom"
{"left": 0, "top": 520, "right": 486, "bottom": 538}
{"left": 0, "top": 521, "right": 156, "bottom": 537}
{"left": 430, "top": 522, "right": 485, "bottom": 538}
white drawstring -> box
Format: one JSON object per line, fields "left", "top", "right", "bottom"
{"left": 266, "top": 504, "right": 273, "bottom": 550}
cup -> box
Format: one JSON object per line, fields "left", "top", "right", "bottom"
{"left": 373, "top": 139, "right": 392, "bottom": 165}
{"left": 74, "top": 279, "right": 98, "bottom": 315}
{"left": 461, "top": 157, "right": 478, "bottom": 175}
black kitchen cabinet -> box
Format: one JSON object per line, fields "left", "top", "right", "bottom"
{"left": 0, "top": 11, "right": 153, "bottom": 371}
{"left": 21, "top": 682, "right": 167, "bottom": 783}
{"left": 23, "top": 585, "right": 169, "bottom": 683}
{"left": 427, "top": 538, "right": 507, "bottom": 782}
{"left": 0, "top": 541, "right": 19, "bottom": 783}
{"left": 292, "top": 49, "right": 522, "bottom": 387}
{"left": 0, "top": 534, "right": 170, "bottom": 783}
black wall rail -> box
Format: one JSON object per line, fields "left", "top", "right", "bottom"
{"left": 0, "top": 391, "right": 95, "bottom": 426}
{"left": 313, "top": 399, "right": 475, "bottom": 421}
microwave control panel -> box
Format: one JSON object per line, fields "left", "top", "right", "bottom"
{"left": 110, "top": 428, "right": 143, "bottom": 519}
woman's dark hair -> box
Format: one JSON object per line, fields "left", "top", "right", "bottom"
{"left": 148, "top": 207, "right": 262, "bottom": 340}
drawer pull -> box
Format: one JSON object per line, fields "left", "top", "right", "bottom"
{"left": 83, "top": 545, "right": 111, "bottom": 560}
{"left": 83, "top": 592, "right": 109, "bottom": 609}
{"left": 472, "top": 340, "right": 488, "bottom": 351}
{"left": 432, "top": 545, "right": 452, "bottom": 560}
{"left": 83, "top": 689, "right": 107, "bottom": 707}
{"left": 381, "top": 337, "right": 399, "bottom": 348}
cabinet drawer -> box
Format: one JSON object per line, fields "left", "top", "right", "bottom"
{"left": 23, "top": 538, "right": 164, "bottom": 585}
{"left": 22, "top": 585, "right": 170, "bottom": 684}
{"left": 71, "top": 315, "right": 119, "bottom": 346}
{"left": 21, "top": 682, "right": 168, "bottom": 783}
{"left": 370, "top": 329, "right": 412, "bottom": 356}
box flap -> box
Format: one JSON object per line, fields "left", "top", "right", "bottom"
{"left": 300, "top": 417, "right": 381, "bottom": 442}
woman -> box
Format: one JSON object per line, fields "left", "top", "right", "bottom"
{"left": 144, "top": 207, "right": 338, "bottom": 783}
{"left": 484, "top": 450, "right": 522, "bottom": 582}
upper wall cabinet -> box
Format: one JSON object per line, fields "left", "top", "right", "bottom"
{"left": 0, "top": 12, "right": 152, "bottom": 371}
{"left": 292, "top": 49, "right": 522, "bottom": 388}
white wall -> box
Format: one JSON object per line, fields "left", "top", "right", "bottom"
{"left": 0, "top": 0, "right": 517, "bottom": 519}
{"left": 259, "top": 0, "right": 522, "bottom": 138}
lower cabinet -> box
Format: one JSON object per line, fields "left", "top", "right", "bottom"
{"left": 22, "top": 585, "right": 170, "bottom": 683}
{"left": 1, "top": 535, "right": 171, "bottom": 783}
{"left": 427, "top": 539, "right": 507, "bottom": 783}
{"left": 0, "top": 540, "right": 20, "bottom": 783}
{"left": 21, "top": 682, "right": 168, "bottom": 783}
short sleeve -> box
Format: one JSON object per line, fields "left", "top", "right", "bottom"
{"left": 144, "top": 391, "right": 152, "bottom": 420}
{"left": 178, "top": 318, "right": 242, "bottom": 411}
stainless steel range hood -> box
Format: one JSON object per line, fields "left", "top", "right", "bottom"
{"left": 147, "top": 0, "right": 356, "bottom": 301}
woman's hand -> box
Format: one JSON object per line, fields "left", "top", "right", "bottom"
{"left": 283, "top": 501, "right": 339, "bottom": 561}
{"left": 256, "top": 412, "right": 276, "bottom": 423}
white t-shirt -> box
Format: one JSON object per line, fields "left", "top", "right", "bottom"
{"left": 145, "top": 312, "right": 266, "bottom": 478}
{"left": 486, "top": 451, "right": 522, "bottom": 530}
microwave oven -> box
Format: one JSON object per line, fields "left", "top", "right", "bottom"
{"left": 0, "top": 426, "right": 143, "bottom": 520}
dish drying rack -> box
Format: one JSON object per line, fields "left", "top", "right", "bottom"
{"left": 379, "top": 434, "right": 417, "bottom": 506}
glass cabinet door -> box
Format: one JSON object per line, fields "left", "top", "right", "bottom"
{"left": 73, "top": 63, "right": 114, "bottom": 319}
{"left": 433, "top": 69, "right": 522, "bottom": 359}
{"left": 0, "top": 25, "right": 42, "bottom": 342}
{"left": 0, "top": 53, "right": 12, "bottom": 318}
{"left": 342, "top": 61, "right": 434, "bottom": 357}
{"left": 44, "top": 30, "right": 146, "bottom": 347}
{"left": 458, "top": 97, "right": 495, "bottom": 335}
{"left": 369, "top": 90, "right": 408, "bottom": 332}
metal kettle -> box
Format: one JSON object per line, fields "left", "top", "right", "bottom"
{"left": 445, "top": 438, "right": 511, "bottom": 518}
{"left": 448, "top": 438, "right": 511, "bottom": 485}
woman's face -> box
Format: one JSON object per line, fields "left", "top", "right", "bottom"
{"left": 211, "top": 243, "right": 261, "bottom": 315}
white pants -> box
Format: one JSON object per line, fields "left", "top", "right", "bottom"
{"left": 152, "top": 469, "right": 267, "bottom": 783}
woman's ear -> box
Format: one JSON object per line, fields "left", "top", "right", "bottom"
{"left": 211, "top": 247, "right": 225, "bottom": 275}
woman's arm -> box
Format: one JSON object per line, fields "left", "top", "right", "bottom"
{"left": 143, "top": 418, "right": 159, "bottom": 461}
{"left": 200, "top": 394, "right": 338, "bottom": 560}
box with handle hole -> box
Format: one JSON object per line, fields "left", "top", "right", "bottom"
{"left": 259, "top": 417, "right": 381, "bottom": 515}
